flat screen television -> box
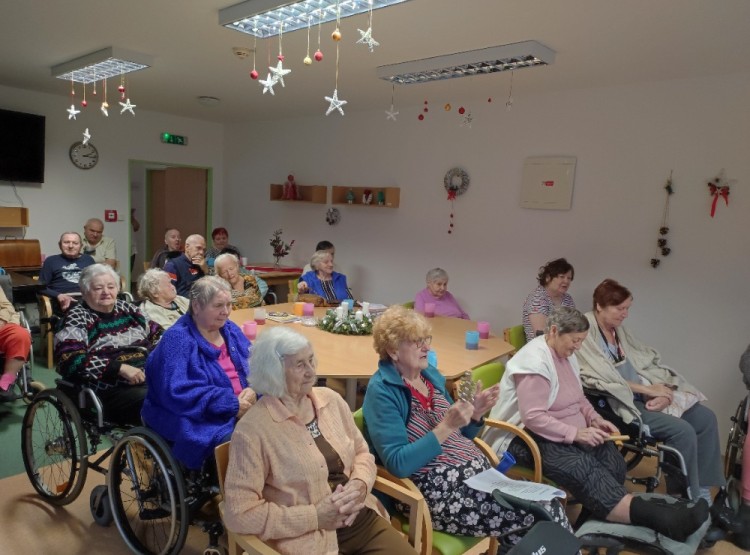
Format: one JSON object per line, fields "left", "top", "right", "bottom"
{"left": 0, "top": 108, "right": 46, "bottom": 183}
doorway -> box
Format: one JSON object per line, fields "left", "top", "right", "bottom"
{"left": 129, "top": 161, "right": 212, "bottom": 289}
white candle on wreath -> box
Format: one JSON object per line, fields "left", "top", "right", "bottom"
{"left": 336, "top": 306, "right": 344, "bottom": 320}
{"left": 362, "top": 301, "right": 370, "bottom": 315}
{"left": 355, "top": 310, "right": 363, "bottom": 322}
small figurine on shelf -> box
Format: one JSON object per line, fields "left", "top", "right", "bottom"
{"left": 346, "top": 188, "right": 355, "bottom": 204}
{"left": 362, "top": 189, "right": 373, "bottom": 205}
{"left": 377, "top": 190, "right": 385, "bottom": 206}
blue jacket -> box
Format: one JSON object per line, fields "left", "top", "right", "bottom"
{"left": 142, "top": 314, "right": 251, "bottom": 469}
{"left": 298, "top": 270, "right": 351, "bottom": 301}
{"left": 164, "top": 254, "right": 205, "bottom": 297}
{"left": 362, "top": 360, "right": 483, "bottom": 478}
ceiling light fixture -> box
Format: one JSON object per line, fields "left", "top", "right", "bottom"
{"left": 376, "top": 41, "right": 555, "bottom": 85}
{"left": 219, "top": 0, "right": 413, "bottom": 39}
{"left": 51, "top": 47, "right": 152, "bottom": 84}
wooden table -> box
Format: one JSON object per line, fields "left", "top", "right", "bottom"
{"left": 230, "top": 303, "right": 515, "bottom": 408}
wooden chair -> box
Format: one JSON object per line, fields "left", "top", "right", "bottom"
{"left": 214, "top": 440, "right": 426, "bottom": 555}
{"left": 503, "top": 325, "right": 526, "bottom": 356}
{"left": 403, "top": 301, "right": 415, "bottom": 309}
{"left": 354, "top": 407, "right": 547, "bottom": 555}
{"left": 286, "top": 278, "right": 298, "bottom": 302}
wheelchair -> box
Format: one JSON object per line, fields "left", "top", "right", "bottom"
{"left": 584, "top": 388, "right": 690, "bottom": 496}
{"left": 21, "top": 379, "right": 225, "bottom": 555}
{"left": 724, "top": 395, "right": 748, "bottom": 512}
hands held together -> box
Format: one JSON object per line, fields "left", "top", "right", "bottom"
{"left": 644, "top": 383, "right": 675, "bottom": 411}
{"left": 316, "top": 479, "right": 367, "bottom": 529}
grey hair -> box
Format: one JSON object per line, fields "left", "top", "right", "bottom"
{"left": 250, "top": 327, "right": 312, "bottom": 398}
{"left": 545, "top": 306, "right": 590, "bottom": 336}
{"left": 184, "top": 234, "right": 205, "bottom": 247}
{"left": 310, "top": 250, "right": 333, "bottom": 271}
{"left": 188, "top": 275, "right": 231, "bottom": 313}
{"left": 214, "top": 253, "right": 239, "bottom": 271}
{"left": 79, "top": 263, "right": 120, "bottom": 295}
{"left": 58, "top": 231, "right": 82, "bottom": 245}
{"left": 137, "top": 268, "right": 170, "bottom": 300}
{"left": 426, "top": 268, "right": 449, "bottom": 283}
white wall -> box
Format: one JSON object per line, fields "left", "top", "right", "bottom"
{"left": 223, "top": 72, "right": 750, "bottom": 435}
{"left": 0, "top": 84, "right": 225, "bottom": 285}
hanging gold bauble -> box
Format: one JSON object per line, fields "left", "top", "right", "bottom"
{"left": 331, "top": 28, "right": 342, "bottom": 41}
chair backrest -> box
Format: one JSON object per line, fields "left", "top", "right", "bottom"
{"left": 503, "top": 324, "right": 526, "bottom": 355}
{"left": 402, "top": 301, "right": 415, "bottom": 309}
{"left": 215, "top": 441, "right": 230, "bottom": 495}
{"left": 471, "top": 362, "right": 505, "bottom": 389}
{"left": 353, "top": 408, "right": 364, "bottom": 432}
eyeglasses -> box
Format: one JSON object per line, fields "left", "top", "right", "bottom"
{"left": 414, "top": 336, "right": 432, "bottom": 349}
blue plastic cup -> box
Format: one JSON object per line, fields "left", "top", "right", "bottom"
{"left": 496, "top": 451, "right": 516, "bottom": 473}
{"left": 465, "top": 331, "right": 479, "bottom": 350}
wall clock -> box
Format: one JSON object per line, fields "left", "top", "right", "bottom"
{"left": 69, "top": 141, "right": 99, "bottom": 170}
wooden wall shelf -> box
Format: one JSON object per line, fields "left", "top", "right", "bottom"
{"left": 331, "top": 186, "right": 399, "bottom": 208}
{"left": 0, "top": 207, "right": 29, "bottom": 227}
{"left": 269, "top": 184, "right": 327, "bottom": 204}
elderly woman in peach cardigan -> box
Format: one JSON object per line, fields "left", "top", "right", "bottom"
{"left": 222, "top": 327, "right": 416, "bottom": 555}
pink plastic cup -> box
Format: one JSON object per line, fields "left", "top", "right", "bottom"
{"left": 242, "top": 321, "right": 257, "bottom": 340}
{"left": 424, "top": 303, "right": 436, "bottom": 318}
{"left": 477, "top": 321, "right": 490, "bottom": 339}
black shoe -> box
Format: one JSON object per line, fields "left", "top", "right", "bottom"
{"left": 701, "top": 525, "right": 726, "bottom": 548}
{"left": 712, "top": 500, "right": 742, "bottom": 532}
{"left": 0, "top": 387, "right": 17, "bottom": 402}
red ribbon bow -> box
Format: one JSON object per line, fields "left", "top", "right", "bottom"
{"left": 708, "top": 183, "right": 730, "bottom": 218}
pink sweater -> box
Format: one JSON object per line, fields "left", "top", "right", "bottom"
{"left": 515, "top": 353, "right": 600, "bottom": 444}
{"left": 414, "top": 288, "right": 469, "bottom": 319}
{"left": 222, "top": 388, "right": 383, "bottom": 555}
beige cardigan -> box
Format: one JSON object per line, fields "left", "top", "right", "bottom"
{"left": 222, "top": 387, "right": 383, "bottom": 555}
{"left": 577, "top": 311, "right": 705, "bottom": 424}
{"left": 0, "top": 287, "right": 19, "bottom": 325}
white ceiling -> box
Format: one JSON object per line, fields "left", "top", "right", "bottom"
{"left": 1, "top": 0, "right": 749, "bottom": 123}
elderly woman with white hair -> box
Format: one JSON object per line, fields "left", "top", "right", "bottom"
{"left": 223, "top": 326, "right": 416, "bottom": 555}
{"left": 213, "top": 253, "right": 267, "bottom": 309}
{"left": 414, "top": 267, "right": 469, "bottom": 319}
{"left": 55, "top": 263, "right": 163, "bottom": 426}
{"left": 142, "top": 276, "right": 255, "bottom": 470}
{"left": 137, "top": 268, "right": 189, "bottom": 329}
{"left": 297, "top": 249, "right": 352, "bottom": 303}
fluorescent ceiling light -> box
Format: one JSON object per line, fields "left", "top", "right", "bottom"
{"left": 219, "top": 0, "right": 412, "bottom": 38}
{"left": 377, "top": 41, "right": 555, "bottom": 85}
{"left": 51, "top": 47, "right": 152, "bottom": 84}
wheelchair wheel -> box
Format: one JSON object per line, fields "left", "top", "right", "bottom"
{"left": 725, "top": 397, "right": 747, "bottom": 481}
{"left": 109, "top": 427, "right": 189, "bottom": 555}
{"left": 91, "top": 484, "right": 114, "bottom": 526}
{"left": 21, "top": 388, "right": 88, "bottom": 505}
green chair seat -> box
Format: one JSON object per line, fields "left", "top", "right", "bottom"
{"left": 399, "top": 518, "right": 484, "bottom": 555}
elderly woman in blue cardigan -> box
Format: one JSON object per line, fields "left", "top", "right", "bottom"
{"left": 142, "top": 276, "right": 256, "bottom": 470}
{"left": 297, "top": 250, "right": 351, "bottom": 303}
{"left": 361, "top": 305, "right": 572, "bottom": 545}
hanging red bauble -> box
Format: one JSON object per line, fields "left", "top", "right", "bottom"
{"left": 418, "top": 114, "right": 424, "bottom": 121}
{"left": 277, "top": 54, "right": 285, "bottom": 61}
{"left": 81, "top": 100, "right": 87, "bottom": 107}
{"left": 458, "top": 107, "right": 465, "bottom": 115}
{"left": 423, "top": 107, "right": 428, "bottom": 113}
{"left": 488, "top": 97, "right": 492, "bottom": 102}
{"left": 250, "top": 69, "right": 259, "bottom": 79}
{"left": 118, "top": 85, "right": 125, "bottom": 93}
{"left": 314, "top": 49, "right": 323, "bottom": 61}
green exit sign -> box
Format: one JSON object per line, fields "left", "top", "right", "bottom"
{"left": 161, "top": 132, "right": 188, "bottom": 146}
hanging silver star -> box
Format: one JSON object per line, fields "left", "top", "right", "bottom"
{"left": 324, "top": 89, "right": 347, "bottom": 116}
{"left": 82, "top": 128, "right": 91, "bottom": 146}
{"left": 269, "top": 60, "right": 291, "bottom": 87}
{"left": 67, "top": 104, "right": 80, "bottom": 120}
{"left": 259, "top": 73, "right": 278, "bottom": 95}
{"left": 356, "top": 27, "right": 380, "bottom": 52}
{"left": 119, "top": 98, "right": 136, "bottom": 115}
{"left": 461, "top": 111, "right": 473, "bottom": 128}
{"left": 385, "top": 105, "right": 399, "bottom": 121}
{"left": 100, "top": 101, "right": 109, "bottom": 117}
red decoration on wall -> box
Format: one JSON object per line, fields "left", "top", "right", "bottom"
{"left": 707, "top": 172, "right": 731, "bottom": 218}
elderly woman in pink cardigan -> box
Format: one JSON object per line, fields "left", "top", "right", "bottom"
{"left": 222, "top": 327, "right": 416, "bottom": 555}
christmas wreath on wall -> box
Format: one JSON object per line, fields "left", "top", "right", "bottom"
{"left": 444, "top": 167, "right": 470, "bottom": 234}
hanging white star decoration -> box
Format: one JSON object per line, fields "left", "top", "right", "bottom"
{"left": 119, "top": 98, "right": 136, "bottom": 116}
{"left": 100, "top": 101, "right": 109, "bottom": 117}
{"left": 82, "top": 128, "right": 91, "bottom": 146}
{"left": 385, "top": 105, "right": 399, "bottom": 121}
{"left": 259, "top": 73, "right": 278, "bottom": 95}
{"left": 269, "top": 60, "right": 291, "bottom": 87}
{"left": 356, "top": 27, "right": 380, "bottom": 52}
{"left": 67, "top": 104, "right": 80, "bottom": 120}
{"left": 324, "top": 89, "right": 347, "bottom": 116}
